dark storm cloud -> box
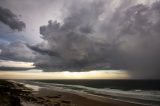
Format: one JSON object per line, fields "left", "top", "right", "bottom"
{"left": 27, "top": 44, "right": 61, "bottom": 58}
{"left": 116, "top": 2, "right": 160, "bottom": 78}
{"left": 28, "top": 0, "right": 160, "bottom": 78}
{"left": 29, "top": 0, "right": 108, "bottom": 71}
{"left": 0, "top": 66, "right": 34, "bottom": 71}
{"left": 0, "top": 6, "right": 25, "bottom": 31}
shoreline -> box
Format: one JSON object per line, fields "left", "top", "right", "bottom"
{"left": 20, "top": 81, "right": 148, "bottom": 106}
{"left": 0, "top": 80, "right": 155, "bottom": 106}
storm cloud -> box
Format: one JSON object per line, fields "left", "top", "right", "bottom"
{"left": 26, "top": 0, "right": 160, "bottom": 78}
{"left": 0, "top": 0, "right": 159, "bottom": 79}
{"left": 0, "top": 6, "right": 25, "bottom": 31}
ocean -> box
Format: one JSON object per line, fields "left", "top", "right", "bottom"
{"left": 21, "top": 79, "right": 160, "bottom": 106}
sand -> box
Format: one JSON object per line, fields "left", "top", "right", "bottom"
{"left": 30, "top": 86, "right": 147, "bottom": 106}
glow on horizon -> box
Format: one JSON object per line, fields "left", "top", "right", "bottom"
{"left": 0, "top": 70, "right": 129, "bottom": 79}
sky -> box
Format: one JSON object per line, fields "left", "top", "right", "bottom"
{"left": 0, "top": 0, "right": 160, "bottom": 79}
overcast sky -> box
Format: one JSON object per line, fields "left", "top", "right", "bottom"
{"left": 0, "top": 0, "right": 160, "bottom": 79}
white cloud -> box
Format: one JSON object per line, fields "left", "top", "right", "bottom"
{"left": 26, "top": 69, "right": 43, "bottom": 72}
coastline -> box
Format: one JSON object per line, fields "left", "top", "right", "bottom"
{"left": 0, "top": 80, "right": 152, "bottom": 106}
{"left": 20, "top": 81, "right": 148, "bottom": 106}
{"left": 35, "top": 88, "right": 148, "bottom": 106}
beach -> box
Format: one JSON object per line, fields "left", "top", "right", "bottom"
{"left": 32, "top": 87, "right": 147, "bottom": 106}
{"left": 0, "top": 80, "right": 148, "bottom": 106}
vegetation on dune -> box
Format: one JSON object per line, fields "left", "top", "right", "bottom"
{"left": 0, "top": 80, "right": 78, "bottom": 106}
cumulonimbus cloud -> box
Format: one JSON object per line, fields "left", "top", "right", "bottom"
{"left": 27, "top": 0, "right": 160, "bottom": 78}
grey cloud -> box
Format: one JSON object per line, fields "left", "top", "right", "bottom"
{"left": 29, "top": 0, "right": 108, "bottom": 71}
{"left": 28, "top": 0, "right": 160, "bottom": 78}
{"left": 116, "top": 2, "right": 160, "bottom": 78}
{"left": 27, "top": 44, "right": 61, "bottom": 58}
{"left": 0, "top": 66, "right": 35, "bottom": 71}
{"left": 0, "top": 41, "right": 35, "bottom": 62}
{"left": 0, "top": 6, "right": 25, "bottom": 31}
